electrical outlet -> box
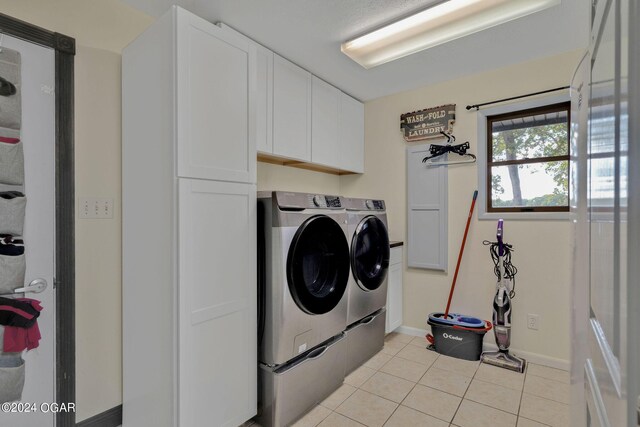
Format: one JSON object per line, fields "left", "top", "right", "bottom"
{"left": 527, "top": 314, "right": 539, "bottom": 330}
{"left": 79, "top": 198, "right": 114, "bottom": 219}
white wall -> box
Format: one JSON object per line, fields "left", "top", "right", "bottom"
{"left": 0, "top": 0, "right": 153, "bottom": 421}
{"left": 340, "top": 50, "right": 584, "bottom": 364}
{"left": 257, "top": 162, "right": 341, "bottom": 194}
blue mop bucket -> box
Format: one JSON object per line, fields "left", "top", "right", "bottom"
{"left": 427, "top": 313, "right": 492, "bottom": 361}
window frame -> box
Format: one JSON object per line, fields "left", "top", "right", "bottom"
{"left": 476, "top": 93, "right": 571, "bottom": 220}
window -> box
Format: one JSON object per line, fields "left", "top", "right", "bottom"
{"left": 486, "top": 102, "right": 570, "bottom": 213}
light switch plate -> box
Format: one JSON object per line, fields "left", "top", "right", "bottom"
{"left": 79, "top": 198, "right": 114, "bottom": 219}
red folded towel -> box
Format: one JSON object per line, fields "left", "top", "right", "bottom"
{"left": 3, "top": 299, "right": 43, "bottom": 352}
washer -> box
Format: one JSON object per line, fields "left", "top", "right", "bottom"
{"left": 257, "top": 191, "right": 350, "bottom": 366}
{"left": 345, "top": 197, "right": 390, "bottom": 326}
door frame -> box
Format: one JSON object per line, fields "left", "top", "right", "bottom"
{"left": 0, "top": 13, "right": 76, "bottom": 427}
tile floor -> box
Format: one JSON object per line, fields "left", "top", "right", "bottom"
{"left": 247, "top": 332, "right": 571, "bottom": 427}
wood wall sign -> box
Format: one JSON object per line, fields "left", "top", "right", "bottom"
{"left": 400, "top": 104, "right": 456, "bottom": 142}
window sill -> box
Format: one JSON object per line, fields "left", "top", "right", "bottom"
{"left": 478, "top": 211, "right": 571, "bottom": 221}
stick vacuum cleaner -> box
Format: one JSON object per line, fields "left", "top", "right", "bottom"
{"left": 480, "top": 219, "right": 526, "bottom": 373}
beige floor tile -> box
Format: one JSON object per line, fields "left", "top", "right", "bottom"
{"left": 419, "top": 367, "right": 471, "bottom": 397}
{"left": 432, "top": 355, "right": 479, "bottom": 377}
{"left": 395, "top": 345, "right": 439, "bottom": 367}
{"left": 361, "top": 371, "right": 416, "bottom": 403}
{"left": 318, "top": 412, "right": 365, "bottom": 427}
{"left": 383, "top": 405, "right": 449, "bottom": 427}
{"left": 385, "top": 332, "right": 414, "bottom": 344}
{"left": 519, "top": 393, "right": 569, "bottom": 427}
{"left": 380, "top": 356, "right": 428, "bottom": 382}
{"left": 526, "top": 364, "right": 570, "bottom": 384}
{"left": 475, "top": 363, "right": 525, "bottom": 391}
{"left": 344, "top": 365, "right": 376, "bottom": 388}
{"left": 524, "top": 373, "right": 570, "bottom": 404}
{"left": 364, "top": 351, "right": 393, "bottom": 371}
{"left": 464, "top": 379, "right": 522, "bottom": 414}
{"left": 409, "top": 335, "right": 429, "bottom": 348}
{"left": 380, "top": 339, "right": 407, "bottom": 355}
{"left": 336, "top": 389, "right": 398, "bottom": 427}
{"left": 517, "top": 417, "right": 550, "bottom": 427}
{"left": 292, "top": 405, "right": 332, "bottom": 427}
{"left": 321, "top": 383, "right": 357, "bottom": 410}
{"left": 401, "top": 384, "right": 461, "bottom": 423}
{"left": 452, "top": 399, "right": 517, "bottom": 427}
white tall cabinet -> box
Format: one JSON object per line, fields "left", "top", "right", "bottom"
{"left": 122, "top": 6, "right": 256, "bottom": 427}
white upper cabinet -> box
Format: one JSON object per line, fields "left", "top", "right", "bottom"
{"left": 311, "top": 76, "right": 340, "bottom": 167}
{"left": 218, "top": 24, "right": 274, "bottom": 155}
{"left": 339, "top": 92, "right": 365, "bottom": 173}
{"left": 175, "top": 10, "right": 256, "bottom": 183}
{"left": 255, "top": 46, "right": 274, "bottom": 154}
{"left": 272, "top": 54, "right": 312, "bottom": 162}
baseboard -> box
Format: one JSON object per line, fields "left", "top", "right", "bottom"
{"left": 76, "top": 405, "right": 122, "bottom": 427}
{"left": 395, "top": 325, "right": 428, "bottom": 337}
{"left": 395, "top": 325, "right": 570, "bottom": 371}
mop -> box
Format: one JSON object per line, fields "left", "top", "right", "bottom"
{"left": 480, "top": 219, "right": 526, "bottom": 373}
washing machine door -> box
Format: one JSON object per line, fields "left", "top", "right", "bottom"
{"left": 287, "top": 215, "right": 350, "bottom": 315}
{"left": 351, "top": 216, "right": 390, "bottom": 291}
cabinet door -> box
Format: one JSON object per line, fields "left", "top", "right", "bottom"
{"left": 273, "top": 54, "right": 311, "bottom": 161}
{"left": 311, "top": 76, "right": 340, "bottom": 167}
{"left": 218, "top": 23, "right": 273, "bottom": 155}
{"left": 256, "top": 46, "right": 274, "bottom": 154}
{"left": 386, "top": 249, "right": 403, "bottom": 333}
{"left": 176, "top": 9, "right": 256, "bottom": 183}
{"left": 178, "top": 179, "right": 257, "bottom": 427}
{"left": 339, "top": 92, "right": 364, "bottom": 173}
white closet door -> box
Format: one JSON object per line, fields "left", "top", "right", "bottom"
{"left": 176, "top": 9, "right": 256, "bottom": 183}
{"left": 178, "top": 178, "right": 257, "bottom": 427}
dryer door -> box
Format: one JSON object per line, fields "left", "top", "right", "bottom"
{"left": 351, "top": 216, "right": 390, "bottom": 291}
{"left": 287, "top": 215, "right": 350, "bottom": 315}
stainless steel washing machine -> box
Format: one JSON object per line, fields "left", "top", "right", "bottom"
{"left": 257, "top": 191, "right": 350, "bottom": 426}
{"left": 258, "top": 191, "right": 350, "bottom": 365}
{"left": 343, "top": 197, "right": 390, "bottom": 375}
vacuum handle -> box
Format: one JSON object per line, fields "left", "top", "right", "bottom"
{"left": 452, "top": 320, "right": 493, "bottom": 332}
{"left": 497, "top": 219, "right": 504, "bottom": 256}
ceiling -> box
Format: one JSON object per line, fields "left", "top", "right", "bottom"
{"left": 121, "top": 0, "right": 589, "bottom": 101}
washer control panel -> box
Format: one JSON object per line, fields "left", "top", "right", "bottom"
{"left": 273, "top": 191, "right": 344, "bottom": 209}
{"left": 309, "top": 194, "right": 342, "bottom": 208}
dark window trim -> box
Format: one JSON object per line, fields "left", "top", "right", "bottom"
{"left": 486, "top": 101, "right": 571, "bottom": 213}
{"left": 0, "top": 12, "right": 76, "bottom": 427}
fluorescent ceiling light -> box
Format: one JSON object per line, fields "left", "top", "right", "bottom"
{"left": 341, "top": 0, "right": 561, "bottom": 69}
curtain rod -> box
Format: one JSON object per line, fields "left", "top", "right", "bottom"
{"left": 465, "top": 86, "right": 570, "bottom": 111}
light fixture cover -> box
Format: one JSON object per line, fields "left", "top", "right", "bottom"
{"left": 341, "top": 0, "right": 561, "bottom": 69}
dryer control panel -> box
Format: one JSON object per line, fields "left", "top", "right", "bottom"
{"left": 344, "top": 197, "right": 385, "bottom": 211}
{"left": 365, "top": 200, "right": 385, "bottom": 210}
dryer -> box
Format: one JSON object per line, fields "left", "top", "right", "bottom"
{"left": 343, "top": 197, "right": 390, "bottom": 374}
{"left": 345, "top": 197, "right": 390, "bottom": 326}
{"left": 258, "top": 191, "right": 350, "bottom": 366}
